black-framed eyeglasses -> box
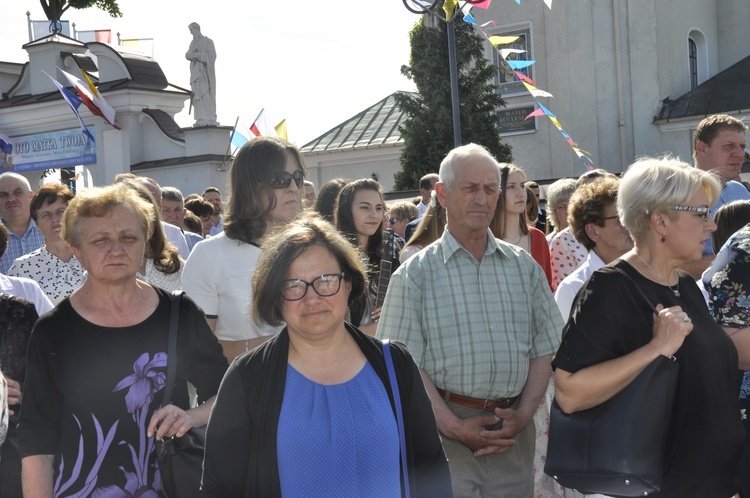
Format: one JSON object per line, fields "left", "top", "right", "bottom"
{"left": 268, "top": 170, "right": 304, "bottom": 190}
{"left": 672, "top": 205, "right": 710, "bottom": 221}
{"left": 281, "top": 273, "right": 345, "bottom": 301}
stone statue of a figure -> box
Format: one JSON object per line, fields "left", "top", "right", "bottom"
{"left": 186, "top": 22, "right": 218, "bottom": 127}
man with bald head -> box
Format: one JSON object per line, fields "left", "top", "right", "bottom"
{"left": 0, "top": 173, "right": 44, "bottom": 274}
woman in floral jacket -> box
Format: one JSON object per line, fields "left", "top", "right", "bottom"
{"left": 704, "top": 219, "right": 750, "bottom": 497}
{"left": 17, "top": 184, "right": 227, "bottom": 497}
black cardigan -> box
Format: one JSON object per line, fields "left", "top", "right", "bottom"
{"left": 201, "top": 323, "right": 451, "bottom": 497}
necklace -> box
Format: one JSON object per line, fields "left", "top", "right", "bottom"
{"left": 510, "top": 232, "right": 523, "bottom": 246}
{"left": 635, "top": 252, "right": 680, "bottom": 297}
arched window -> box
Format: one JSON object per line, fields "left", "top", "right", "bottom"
{"left": 688, "top": 29, "right": 708, "bottom": 90}
{"left": 689, "top": 38, "right": 698, "bottom": 90}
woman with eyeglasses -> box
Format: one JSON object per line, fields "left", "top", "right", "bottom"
{"left": 182, "top": 136, "right": 306, "bottom": 362}
{"left": 202, "top": 214, "right": 451, "bottom": 497}
{"left": 334, "top": 179, "right": 399, "bottom": 335}
{"left": 552, "top": 157, "right": 744, "bottom": 496}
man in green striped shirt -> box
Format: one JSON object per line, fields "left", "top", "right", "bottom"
{"left": 379, "top": 143, "right": 563, "bottom": 497}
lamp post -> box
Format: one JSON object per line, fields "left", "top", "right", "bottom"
{"left": 402, "top": 0, "right": 462, "bottom": 147}
{"left": 446, "top": 15, "right": 461, "bottom": 147}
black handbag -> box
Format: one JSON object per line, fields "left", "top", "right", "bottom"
{"left": 155, "top": 291, "right": 206, "bottom": 498}
{"left": 544, "top": 270, "right": 679, "bottom": 497}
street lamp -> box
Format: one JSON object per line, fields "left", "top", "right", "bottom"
{"left": 402, "top": 0, "right": 484, "bottom": 147}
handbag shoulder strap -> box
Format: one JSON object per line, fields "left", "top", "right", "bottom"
{"left": 612, "top": 264, "right": 657, "bottom": 313}
{"left": 161, "top": 290, "right": 184, "bottom": 408}
{"left": 382, "top": 339, "right": 411, "bottom": 498}
{"left": 611, "top": 264, "right": 679, "bottom": 361}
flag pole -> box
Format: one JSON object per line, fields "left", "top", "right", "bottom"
{"left": 251, "top": 108, "right": 264, "bottom": 126}
{"left": 220, "top": 116, "right": 240, "bottom": 172}
{"left": 227, "top": 115, "right": 239, "bottom": 150}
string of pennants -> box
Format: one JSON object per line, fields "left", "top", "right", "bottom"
{"left": 442, "top": 0, "right": 596, "bottom": 171}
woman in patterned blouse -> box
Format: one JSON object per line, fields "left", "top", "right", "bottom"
{"left": 8, "top": 184, "right": 86, "bottom": 304}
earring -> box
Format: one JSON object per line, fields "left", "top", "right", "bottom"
{"left": 661, "top": 233, "right": 666, "bottom": 243}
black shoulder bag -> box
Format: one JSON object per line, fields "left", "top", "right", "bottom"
{"left": 544, "top": 269, "right": 679, "bottom": 496}
{"left": 155, "top": 291, "right": 206, "bottom": 498}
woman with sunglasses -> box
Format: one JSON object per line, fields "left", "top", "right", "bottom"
{"left": 202, "top": 214, "right": 451, "bottom": 497}
{"left": 334, "top": 179, "right": 399, "bottom": 335}
{"left": 182, "top": 136, "right": 306, "bottom": 362}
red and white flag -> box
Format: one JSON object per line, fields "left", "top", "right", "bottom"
{"left": 250, "top": 109, "right": 278, "bottom": 137}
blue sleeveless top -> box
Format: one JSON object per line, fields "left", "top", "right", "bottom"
{"left": 277, "top": 361, "right": 400, "bottom": 497}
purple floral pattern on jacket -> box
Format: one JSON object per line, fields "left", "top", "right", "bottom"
{"left": 53, "top": 352, "right": 167, "bottom": 498}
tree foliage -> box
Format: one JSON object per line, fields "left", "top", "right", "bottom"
{"left": 40, "top": 0, "right": 122, "bottom": 21}
{"left": 394, "top": 12, "right": 512, "bottom": 191}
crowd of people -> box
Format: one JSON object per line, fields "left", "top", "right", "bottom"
{"left": 0, "top": 113, "right": 748, "bottom": 497}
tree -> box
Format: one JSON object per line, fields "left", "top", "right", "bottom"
{"left": 394, "top": 11, "right": 512, "bottom": 191}
{"left": 40, "top": 0, "right": 122, "bottom": 21}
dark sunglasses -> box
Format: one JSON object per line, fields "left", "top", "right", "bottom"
{"left": 268, "top": 170, "right": 304, "bottom": 189}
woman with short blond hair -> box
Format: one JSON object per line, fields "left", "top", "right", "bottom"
{"left": 554, "top": 156, "right": 742, "bottom": 496}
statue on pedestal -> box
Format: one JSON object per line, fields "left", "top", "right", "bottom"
{"left": 186, "top": 22, "right": 218, "bottom": 127}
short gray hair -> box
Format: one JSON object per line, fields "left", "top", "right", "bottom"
{"left": 618, "top": 156, "right": 721, "bottom": 242}
{"left": 439, "top": 143, "right": 500, "bottom": 189}
{"left": 0, "top": 172, "right": 31, "bottom": 192}
{"left": 161, "top": 186, "right": 184, "bottom": 204}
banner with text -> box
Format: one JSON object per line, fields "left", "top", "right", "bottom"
{"left": 0, "top": 128, "right": 96, "bottom": 173}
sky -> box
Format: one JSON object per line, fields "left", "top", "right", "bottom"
{"left": 0, "top": 0, "right": 423, "bottom": 146}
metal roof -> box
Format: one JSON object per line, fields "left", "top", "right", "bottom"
{"left": 655, "top": 55, "right": 750, "bottom": 121}
{"left": 142, "top": 108, "right": 185, "bottom": 142}
{"left": 0, "top": 45, "right": 189, "bottom": 110}
{"left": 300, "top": 91, "right": 413, "bottom": 153}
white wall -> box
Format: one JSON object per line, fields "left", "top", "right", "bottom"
{"left": 302, "top": 145, "right": 403, "bottom": 192}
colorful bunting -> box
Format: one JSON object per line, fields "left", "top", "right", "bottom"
{"left": 499, "top": 48, "right": 525, "bottom": 59}
{"left": 513, "top": 0, "right": 553, "bottom": 6}
{"left": 513, "top": 71, "right": 536, "bottom": 85}
{"left": 484, "top": 16, "right": 595, "bottom": 170}
{"left": 443, "top": 0, "right": 458, "bottom": 20}
{"left": 524, "top": 108, "right": 546, "bottom": 120}
{"left": 522, "top": 82, "right": 553, "bottom": 98}
{"left": 506, "top": 59, "right": 535, "bottom": 70}
{"left": 467, "top": 0, "right": 492, "bottom": 8}
{"left": 488, "top": 35, "right": 519, "bottom": 47}
{"left": 419, "top": 0, "right": 593, "bottom": 170}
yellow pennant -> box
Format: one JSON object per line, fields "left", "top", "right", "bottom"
{"left": 488, "top": 35, "right": 520, "bottom": 47}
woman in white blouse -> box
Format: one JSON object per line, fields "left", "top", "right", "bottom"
{"left": 182, "top": 136, "right": 306, "bottom": 362}
{"left": 8, "top": 184, "right": 86, "bottom": 304}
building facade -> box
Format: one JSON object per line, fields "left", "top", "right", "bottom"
{"left": 475, "top": 0, "right": 750, "bottom": 180}
{"left": 0, "top": 34, "right": 230, "bottom": 196}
